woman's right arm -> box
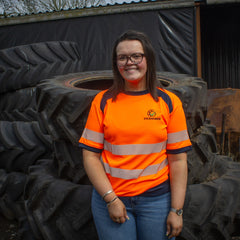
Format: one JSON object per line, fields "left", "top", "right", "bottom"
{"left": 83, "top": 148, "right": 112, "bottom": 196}
{"left": 82, "top": 149, "right": 128, "bottom": 223}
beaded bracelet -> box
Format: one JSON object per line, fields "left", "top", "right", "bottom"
{"left": 102, "top": 190, "right": 113, "bottom": 200}
{"left": 106, "top": 196, "right": 118, "bottom": 207}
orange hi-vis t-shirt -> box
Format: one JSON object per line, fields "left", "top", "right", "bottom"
{"left": 79, "top": 88, "right": 192, "bottom": 197}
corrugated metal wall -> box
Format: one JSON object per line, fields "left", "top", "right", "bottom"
{"left": 201, "top": 4, "right": 240, "bottom": 89}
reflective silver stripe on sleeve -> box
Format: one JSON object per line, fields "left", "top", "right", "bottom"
{"left": 167, "top": 130, "right": 189, "bottom": 144}
{"left": 104, "top": 141, "right": 166, "bottom": 155}
{"left": 81, "top": 128, "right": 104, "bottom": 144}
{"left": 102, "top": 158, "right": 168, "bottom": 180}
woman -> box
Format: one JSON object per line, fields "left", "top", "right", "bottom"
{"left": 79, "top": 30, "right": 192, "bottom": 240}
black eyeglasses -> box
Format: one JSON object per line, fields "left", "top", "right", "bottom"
{"left": 117, "top": 53, "right": 144, "bottom": 66}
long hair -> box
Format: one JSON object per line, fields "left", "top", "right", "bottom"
{"left": 110, "top": 30, "right": 161, "bottom": 101}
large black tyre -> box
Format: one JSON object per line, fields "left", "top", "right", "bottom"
{"left": 0, "top": 41, "right": 82, "bottom": 93}
{"left": 36, "top": 70, "right": 207, "bottom": 145}
{"left": 176, "top": 121, "right": 240, "bottom": 240}
{"left": 53, "top": 140, "right": 91, "bottom": 184}
{"left": 157, "top": 72, "right": 208, "bottom": 137}
{"left": 36, "top": 70, "right": 207, "bottom": 183}
{"left": 0, "top": 87, "right": 38, "bottom": 122}
{"left": 0, "top": 121, "right": 52, "bottom": 173}
{"left": 179, "top": 156, "right": 240, "bottom": 240}
{"left": 24, "top": 159, "right": 98, "bottom": 240}
{"left": 34, "top": 70, "right": 240, "bottom": 239}
{"left": 0, "top": 169, "right": 26, "bottom": 220}
{"left": 187, "top": 123, "right": 218, "bottom": 184}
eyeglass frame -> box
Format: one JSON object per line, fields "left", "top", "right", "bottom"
{"left": 116, "top": 53, "right": 145, "bottom": 67}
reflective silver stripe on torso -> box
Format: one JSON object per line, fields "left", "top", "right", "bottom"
{"left": 104, "top": 141, "right": 167, "bottom": 155}
{"left": 167, "top": 130, "right": 189, "bottom": 144}
{"left": 102, "top": 158, "right": 168, "bottom": 179}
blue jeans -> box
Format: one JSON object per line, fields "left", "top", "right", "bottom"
{"left": 91, "top": 189, "right": 175, "bottom": 240}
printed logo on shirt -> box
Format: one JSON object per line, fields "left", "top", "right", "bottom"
{"left": 144, "top": 109, "right": 161, "bottom": 120}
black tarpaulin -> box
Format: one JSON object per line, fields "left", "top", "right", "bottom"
{"left": 201, "top": 4, "right": 240, "bottom": 88}
{"left": 0, "top": 7, "right": 196, "bottom": 75}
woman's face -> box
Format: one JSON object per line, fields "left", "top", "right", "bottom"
{"left": 116, "top": 40, "right": 147, "bottom": 91}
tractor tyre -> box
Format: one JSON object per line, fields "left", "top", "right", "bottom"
{"left": 0, "top": 41, "right": 82, "bottom": 93}
{"left": 24, "top": 159, "right": 98, "bottom": 240}
{"left": 0, "top": 121, "right": 52, "bottom": 173}
{"left": 0, "top": 169, "right": 26, "bottom": 220}
{"left": 179, "top": 156, "right": 240, "bottom": 240}
{"left": 36, "top": 70, "right": 207, "bottom": 145}
{"left": 0, "top": 87, "right": 38, "bottom": 122}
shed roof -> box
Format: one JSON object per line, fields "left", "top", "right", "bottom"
{"left": 0, "top": 0, "right": 239, "bottom": 26}
{"left": 0, "top": 0, "right": 169, "bottom": 18}
{"left": 0, "top": 0, "right": 196, "bottom": 26}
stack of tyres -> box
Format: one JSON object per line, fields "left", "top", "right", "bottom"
{"left": 0, "top": 41, "right": 240, "bottom": 240}
{"left": 0, "top": 41, "right": 97, "bottom": 239}
{"left": 35, "top": 70, "right": 240, "bottom": 240}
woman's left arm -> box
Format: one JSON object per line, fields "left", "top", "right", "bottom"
{"left": 166, "top": 152, "right": 188, "bottom": 238}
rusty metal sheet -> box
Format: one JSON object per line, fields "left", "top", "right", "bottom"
{"left": 207, "top": 88, "right": 240, "bottom": 133}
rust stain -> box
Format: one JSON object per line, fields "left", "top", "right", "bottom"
{"left": 207, "top": 88, "right": 240, "bottom": 133}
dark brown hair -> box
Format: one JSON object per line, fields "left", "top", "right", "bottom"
{"left": 110, "top": 30, "right": 161, "bottom": 101}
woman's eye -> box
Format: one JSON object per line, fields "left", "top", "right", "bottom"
{"left": 132, "top": 54, "right": 141, "bottom": 59}
{"left": 118, "top": 56, "right": 125, "bottom": 60}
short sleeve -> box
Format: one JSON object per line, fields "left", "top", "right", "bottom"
{"left": 79, "top": 91, "right": 106, "bottom": 153}
{"left": 166, "top": 92, "right": 192, "bottom": 154}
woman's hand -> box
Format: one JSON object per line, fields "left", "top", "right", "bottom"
{"left": 166, "top": 211, "right": 183, "bottom": 238}
{"left": 107, "top": 198, "right": 128, "bottom": 224}
{"left": 82, "top": 149, "right": 129, "bottom": 224}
